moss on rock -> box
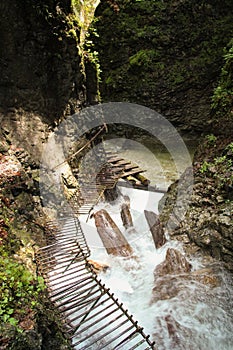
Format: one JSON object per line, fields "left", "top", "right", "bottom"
{"left": 92, "top": 0, "right": 233, "bottom": 132}
{"left": 0, "top": 149, "right": 72, "bottom": 349}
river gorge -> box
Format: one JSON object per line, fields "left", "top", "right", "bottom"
{"left": 0, "top": 0, "right": 232, "bottom": 349}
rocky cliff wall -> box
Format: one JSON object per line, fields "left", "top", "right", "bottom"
{"left": 92, "top": 0, "right": 233, "bottom": 133}
{"left": 0, "top": 0, "right": 86, "bottom": 122}
{"left": 0, "top": 1, "right": 99, "bottom": 348}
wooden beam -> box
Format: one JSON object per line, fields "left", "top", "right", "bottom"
{"left": 121, "top": 169, "right": 146, "bottom": 178}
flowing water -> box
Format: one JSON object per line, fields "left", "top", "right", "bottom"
{"left": 103, "top": 137, "right": 197, "bottom": 189}
{"left": 77, "top": 140, "right": 233, "bottom": 350}
{"left": 80, "top": 187, "right": 233, "bottom": 350}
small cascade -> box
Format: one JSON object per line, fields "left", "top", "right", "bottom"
{"left": 36, "top": 216, "right": 156, "bottom": 349}
{"left": 38, "top": 145, "right": 232, "bottom": 350}
{"left": 80, "top": 186, "right": 233, "bottom": 350}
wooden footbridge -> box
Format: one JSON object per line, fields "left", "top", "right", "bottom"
{"left": 36, "top": 216, "right": 156, "bottom": 349}
{"left": 68, "top": 151, "right": 163, "bottom": 216}
{"left": 37, "top": 136, "right": 159, "bottom": 349}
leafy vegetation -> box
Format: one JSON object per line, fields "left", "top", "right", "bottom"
{"left": 0, "top": 247, "right": 45, "bottom": 329}
{"left": 0, "top": 222, "right": 45, "bottom": 331}
{"left": 72, "top": 0, "right": 99, "bottom": 44}
{"left": 205, "top": 134, "right": 217, "bottom": 146}
{"left": 129, "top": 49, "right": 161, "bottom": 69}
{"left": 91, "top": 0, "right": 233, "bottom": 130}
{"left": 198, "top": 141, "right": 233, "bottom": 197}
{"left": 212, "top": 40, "right": 233, "bottom": 116}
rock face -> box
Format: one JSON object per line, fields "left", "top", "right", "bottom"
{"left": 0, "top": 0, "right": 87, "bottom": 122}
{"left": 151, "top": 248, "right": 219, "bottom": 304}
{"left": 0, "top": 146, "right": 72, "bottom": 349}
{"left": 87, "top": 259, "right": 109, "bottom": 273}
{"left": 93, "top": 0, "right": 233, "bottom": 132}
{"left": 0, "top": 0, "right": 101, "bottom": 161}
{"left": 153, "top": 313, "right": 189, "bottom": 350}
{"left": 0, "top": 2, "right": 100, "bottom": 348}
{"left": 151, "top": 248, "right": 192, "bottom": 303}
{"left": 160, "top": 138, "right": 233, "bottom": 271}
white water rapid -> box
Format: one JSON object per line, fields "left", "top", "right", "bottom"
{"left": 79, "top": 185, "right": 233, "bottom": 350}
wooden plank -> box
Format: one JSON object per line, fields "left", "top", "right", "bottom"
{"left": 111, "top": 167, "right": 125, "bottom": 173}
{"left": 121, "top": 169, "right": 146, "bottom": 178}
{"left": 110, "top": 160, "right": 131, "bottom": 167}
{"left": 117, "top": 180, "right": 167, "bottom": 193}
{"left": 122, "top": 164, "right": 141, "bottom": 171}
{"left": 106, "top": 156, "right": 123, "bottom": 163}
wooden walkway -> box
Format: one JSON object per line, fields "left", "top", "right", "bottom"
{"left": 36, "top": 217, "right": 156, "bottom": 349}
{"left": 68, "top": 153, "right": 152, "bottom": 215}
{"left": 37, "top": 133, "right": 162, "bottom": 349}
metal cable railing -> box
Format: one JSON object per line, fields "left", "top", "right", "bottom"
{"left": 36, "top": 215, "right": 156, "bottom": 349}
{"left": 37, "top": 136, "right": 157, "bottom": 349}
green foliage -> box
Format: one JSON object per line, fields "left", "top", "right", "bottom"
{"left": 72, "top": 0, "right": 99, "bottom": 43}
{"left": 129, "top": 49, "right": 160, "bottom": 69}
{"left": 212, "top": 40, "right": 233, "bottom": 115}
{"left": 71, "top": 1, "right": 102, "bottom": 87}
{"left": 0, "top": 246, "right": 45, "bottom": 329}
{"left": 206, "top": 134, "right": 217, "bottom": 146}
{"left": 198, "top": 143, "right": 233, "bottom": 193}
{"left": 84, "top": 29, "right": 102, "bottom": 83}
{"left": 92, "top": 0, "right": 233, "bottom": 107}
{"left": 226, "top": 142, "right": 233, "bottom": 153}
{"left": 199, "top": 161, "right": 210, "bottom": 173}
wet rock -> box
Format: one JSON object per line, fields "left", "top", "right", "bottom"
{"left": 104, "top": 186, "right": 120, "bottom": 202}
{"left": 92, "top": 209, "right": 134, "bottom": 257}
{"left": 121, "top": 203, "right": 134, "bottom": 229}
{"left": 123, "top": 195, "right": 130, "bottom": 205}
{"left": 191, "top": 268, "right": 219, "bottom": 287}
{"left": 87, "top": 259, "right": 109, "bottom": 274}
{"left": 153, "top": 313, "right": 191, "bottom": 350}
{"left": 154, "top": 248, "right": 192, "bottom": 277}
{"left": 144, "top": 210, "right": 167, "bottom": 249}
{"left": 151, "top": 269, "right": 219, "bottom": 304}
{"left": 151, "top": 275, "right": 183, "bottom": 302}
{"left": 151, "top": 248, "right": 192, "bottom": 303}
{"left": 151, "top": 248, "right": 219, "bottom": 303}
{"left": 0, "top": 140, "right": 9, "bottom": 153}
{"left": 159, "top": 165, "right": 233, "bottom": 271}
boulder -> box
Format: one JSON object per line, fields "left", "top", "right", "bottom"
{"left": 151, "top": 249, "right": 219, "bottom": 303}
{"left": 144, "top": 210, "right": 167, "bottom": 249}
{"left": 87, "top": 259, "right": 109, "bottom": 274}
{"left": 92, "top": 209, "right": 134, "bottom": 257}
{"left": 154, "top": 248, "right": 192, "bottom": 277}
{"left": 121, "top": 203, "right": 134, "bottom": 229}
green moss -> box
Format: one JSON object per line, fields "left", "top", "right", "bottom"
{"left": 0, "top": 244, "right": 45, "bottom": 329}
{"left": 129, "top": 49, "right": 161, "bottom": 68}
{"left": 198, "top": 141, "right": 233, "bottom": 196}
{"left": 92, "top": 0, "right": 233, "bottom": 112}
{"left": 212, "top": 40, "right": 233, "bottom": 115}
